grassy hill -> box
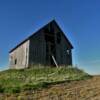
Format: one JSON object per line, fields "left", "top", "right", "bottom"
{"left": 0, "top": 66, "right": 91, "bottom": 94}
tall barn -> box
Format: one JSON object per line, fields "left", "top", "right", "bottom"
{"left": 9, "top": 20, "right": 73, "bottom": 69}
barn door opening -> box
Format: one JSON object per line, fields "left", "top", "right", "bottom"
{"left": 50, "top": 44, "right": 56, "bottom": 66}
{"left": 44, "top": 23, "right": 57, "bottom": 66}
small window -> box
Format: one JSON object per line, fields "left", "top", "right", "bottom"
{"left": 15, "top": 59, "right": 17, "bottom": 65}
{"left": 67, "top": 50, "right": 70, "bottom": 55}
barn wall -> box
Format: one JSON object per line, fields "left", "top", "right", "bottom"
{"left": 9, "top": 40, "right": 30, "bottom": 69}
{"left": 41, "top": 22, "right": 72, "bottom": 66}
{"left": 29, "top": 31, "right": 46, "bottom": 67}
{"left": 59, "top": 37, "right": 72, "bottom": 65}
{"left": 52, "top": 23, "right": 72, "bottom": 66}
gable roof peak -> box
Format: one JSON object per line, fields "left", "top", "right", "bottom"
{"left": 9, "top": 19, "right": 73, "bottom": 53}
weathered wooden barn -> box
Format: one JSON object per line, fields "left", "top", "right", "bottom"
{"left": 9, "top": 20, "right": 73, "bottom": 69}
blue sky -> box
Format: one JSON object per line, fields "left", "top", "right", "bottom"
{"left": 0, "top": 0, "right": 100, "bottom": 75}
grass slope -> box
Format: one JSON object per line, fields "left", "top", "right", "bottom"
{"left": 0, "top": 66, "right": 91, "bottom": 93}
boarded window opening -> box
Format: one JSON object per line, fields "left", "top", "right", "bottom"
{"left": 15, "top": 59, "right": 17, "bottom": 65}
{"left": 44, "top": 25, "right": 55, "bottom": 43}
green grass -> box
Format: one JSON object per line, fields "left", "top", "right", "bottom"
{"left": 0, "top": 66, "right": 92, "bottom": 93}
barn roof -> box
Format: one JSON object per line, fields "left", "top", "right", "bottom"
{"left": 9, "top": 20, "right": 73, "bottom": 53}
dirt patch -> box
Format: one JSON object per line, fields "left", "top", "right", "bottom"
{"left": 0, "top": 75, "right": 100, "bottom": 100}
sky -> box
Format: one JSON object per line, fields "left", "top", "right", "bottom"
{"left": 0, "top": 0, "right": 100, "bottom": 75}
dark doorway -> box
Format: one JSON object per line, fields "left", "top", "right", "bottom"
{"left": 50, "top": 44, "right": 56, "bottom": 66}
{"left": 15, "top": 59, "right": 17, "bottom": 65}
{"left": 44, "top": 24, "right": 56, "bottom": 66}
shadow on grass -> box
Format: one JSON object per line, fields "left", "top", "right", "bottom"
{"left": 22, "top": 75, "right": 92, "bottom": 91}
